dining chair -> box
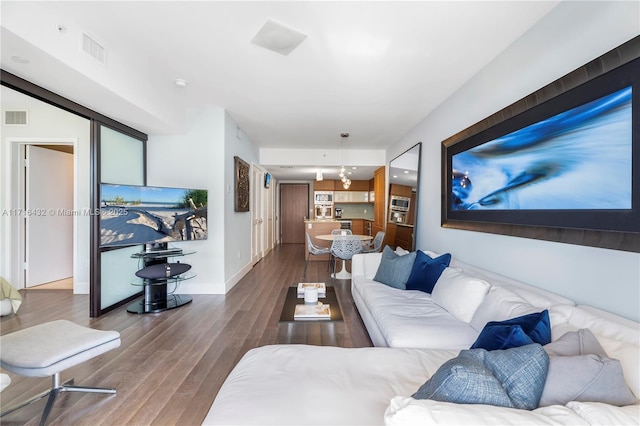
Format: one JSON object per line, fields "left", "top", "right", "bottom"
{"left": 331, "top": 229, "right": 352, "bottom": 235}
{"left": 362, "top": 231, "right": 385, "bottom": 253}
{"left": 303, "top": 233, "right": 331, "bottom": 279}
{"left": 330, "top": 235, "right": 362, "bottom": 280}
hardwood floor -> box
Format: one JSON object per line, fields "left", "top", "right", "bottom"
{"left": 0, "top": 244, "right": 372, "bottom": 425}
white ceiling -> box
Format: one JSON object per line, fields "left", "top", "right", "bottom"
{"left": 0, "top": 1, "right": 559, "bottom": 180}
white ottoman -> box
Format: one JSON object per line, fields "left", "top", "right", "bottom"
{"left": 0, "top": 320, "right": 121, "bottom": 425}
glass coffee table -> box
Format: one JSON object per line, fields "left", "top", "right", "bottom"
{"left": 279, "top": 286, "right": 343, "bottom": 322}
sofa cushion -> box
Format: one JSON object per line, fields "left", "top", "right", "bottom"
{"left": 413, "top": 344, "right": 549, "bottom": 410}
{"left": 472, "top": 310, "right": 551, "bottom": 351}
{"left": 544, "top": 328, "right": 607, "bottom": 357}
{"left": 405, "top": 251, "right": 451, "bottom": 294}
{"left": 539, "top": 329, "right": 637, "bottom": 407}
{"left": 470, "top": 286, "right": 539, "bottom": 332}
{"left": 373, "top": 246, "right": 416, "bottom": 289}
{"left": 431, "top": 268, "right": 490, "bottom": 323}
{"left": 385, "top": 397, "right": 587, "bottom": 426}
{"left": 353, "top": 278, "right": 480, "bottom": 349}
{"left": 540, "top": 353, "right": 637, "bottom": 407}
{"left": 550, "top": 304, "right": 640, "bottom": 400}
{"left": 565, "top": 402, "right": 640, "bottom": 425}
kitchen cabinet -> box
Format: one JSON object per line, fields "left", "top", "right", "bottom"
{"left": 389, "top": 183, "right": 412, "bottom": 198}
{"left": 372, "top": 166, "right": 386, "bottom": 237}
{"left": 333, "top": 191, "right": 369, "bottom": 203}
{"left": 314, "top": 180, "right": 335, "bottom": 191}
{"left": 334, "top": 179, "right": 369, "bottom": 191}
{"left": 394, "top": 225, "right": 414, "bottom": 251}
{"left": 351, "top": 219, "right": 364, "bottom": 235}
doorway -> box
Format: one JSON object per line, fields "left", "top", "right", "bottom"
{"left": 24, "top": 145, "right": 73, "bottom": 288}
{"left": 280, "top": 184, "right": 308, "bottom": 244}
{"left": 6, "top": 140, "right": 77, "bottom": 290}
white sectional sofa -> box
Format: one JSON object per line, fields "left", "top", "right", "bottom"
{"left": 350, "top": 249, "right": 575, "bottom": 349}
{"left": 204, "top": 250, "right": 639, "bottom": 425}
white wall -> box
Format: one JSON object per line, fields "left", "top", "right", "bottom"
{"left": 147, "top": 109, "right": 259, "bottom": 294}
{"left": 391, "top": 1, "right": 640, "bottom": 320}
{"left": 147, "top": 108, "right": 227, "bottom": 293}
{"left": 224, "top": 112, "right": 259, "bottom": 290}
{"left": 0, "top": 87, "right": 91, "bottom": 294}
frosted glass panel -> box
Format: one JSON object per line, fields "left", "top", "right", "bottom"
{"left": 100, "top": 125, "right": 145, "bottom": 310}
{"left": 101, "top": 245, "right": 142, "bottom": 308}
{"left": 101, "top": 126, "right": 144, "bottom": 185}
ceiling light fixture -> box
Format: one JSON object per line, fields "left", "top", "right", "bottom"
{"left": 339, "top": 133, "right": 351, "bottom": 189}
{"left": 251, "top": 20, "right": 307, "bottom": 56}
{"left": 174, "top": 78, "right": 188, "bottom": 87}
{"left": 316, "top": 170, "right": 323, "bottom": 181}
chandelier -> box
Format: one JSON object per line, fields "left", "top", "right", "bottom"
{"left": 339, "top": 133, "right": 351, "bottom": 189}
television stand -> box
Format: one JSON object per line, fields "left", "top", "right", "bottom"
{"left": 128, "top": 248, "right": 196, "bottom": 314}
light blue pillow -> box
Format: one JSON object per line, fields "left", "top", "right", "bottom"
{"left": 413, "top": 343, "right": 549, "bottom": 410}
{"left": 373, "top": 246, "right": 417, "bottom": 289}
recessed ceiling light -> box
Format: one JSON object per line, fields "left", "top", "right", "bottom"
{"left": 174, "top": 79, "right": 188, "bottom": 87}
{"left": 252, "top": 20, "right": 307, "bottom": 56}
{"left": 11, "top": 56, "right": 29, "bottom": 64}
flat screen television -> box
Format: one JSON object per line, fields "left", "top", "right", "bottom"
{"left": 100, "top": 183, "right": 208, "bottom": 248}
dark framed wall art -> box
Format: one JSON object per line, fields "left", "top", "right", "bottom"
{"left": 234, "top": 156, "right": 250, "bottom": 212}
{"left": 441, "top": 37, "right": 639, "bottom": 253}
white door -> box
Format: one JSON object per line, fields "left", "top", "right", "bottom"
{"left": 251, "top": 166, "right": 264, "bottom": 265}
{"left": 25, "top": 146, "right": 73, "bottom": 287}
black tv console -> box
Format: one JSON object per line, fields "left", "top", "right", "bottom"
{"left": 127, "top": 247, "right": 195, "bottom": 314}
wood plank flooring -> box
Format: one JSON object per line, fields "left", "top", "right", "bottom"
{"left": 0, "top": 244, "right": 372, "bottom": 425}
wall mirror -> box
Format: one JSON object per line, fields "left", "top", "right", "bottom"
{"left": 387, "top": 142, "right": 421, "bottom": 250}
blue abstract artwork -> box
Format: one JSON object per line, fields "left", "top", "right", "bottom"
{"left": 452, "top": 86, "right": 632, "bottom": 211}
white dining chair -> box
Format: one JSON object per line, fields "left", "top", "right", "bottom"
{"left": 330, "top": 235, "right": 362, "bottom": 280}
{"left": 362, "top": 231, "right": 385, "bottom": 253}
{"left": 303, "top": 233, "right": 331, "bottom": 279}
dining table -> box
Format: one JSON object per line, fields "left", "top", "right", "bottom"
{"left": 316, "top": 234, "right": 373, "bottom": 279}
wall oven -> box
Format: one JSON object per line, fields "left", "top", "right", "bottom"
{"left": 390, "top": 195, "right": 410, "bottom": 211}
{"left": 389, "top": 195, "right": 410, "bottom": 223}
{"left": 315, "top": 204, "right": 333, "bottom": 219}
{"left": 314, "top": 191, "right": 334, "bottom": 204}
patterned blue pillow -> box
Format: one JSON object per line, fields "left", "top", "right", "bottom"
{"left": 405, "top": 251, "right": 451, "bottom": 293}
{"left": 372, "top": 246, "right": 417, "bottom": 289}
{"left": 413, "top": 344, "right": 549, "bottom": 410}
{"left": 471, "top": 310, "right": 551, "bottom": 351}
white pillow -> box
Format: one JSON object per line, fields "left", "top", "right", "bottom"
{"left": 395, "top": 246, "right": 410, "bottom": 256}
{"left": 469, "top": 285, "right": 538, "bottom": 331}
{"left": 384, "top": 397, "right": 585, "bottom": 425}
{"left": 431, "top": 268, "right": 490, "bottom": 323}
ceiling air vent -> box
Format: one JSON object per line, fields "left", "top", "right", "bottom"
{"left": 4, "top": 110, "right": 28, "bottom": 126}
{"left": 82, "top": 32, "right": 107, "bottom": 65}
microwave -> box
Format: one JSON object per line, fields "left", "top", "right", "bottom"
{"left": 390, "top": 195, "right": 410, "bottom": 211}
{"left": 314, "top": 191, "right": 334, "bottom": 204}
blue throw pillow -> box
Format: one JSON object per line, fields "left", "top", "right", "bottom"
{"left": 405, "top": 251, "right": 451, "bottom": 293}
{"left": 413, "top": 343, "right": 549, "bottom": 410}
{"left": 471, "top": 310, "right": 552, "bottom": 351}
{"left": 372, "top": 246, "right": 417, "bottom": 289}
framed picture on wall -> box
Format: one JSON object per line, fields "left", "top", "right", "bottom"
{"left": 234, "top": 156, "right": 250, "bottom": 212}
{"left": 441, "top": 42, "right": 639, "bottom": 253}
